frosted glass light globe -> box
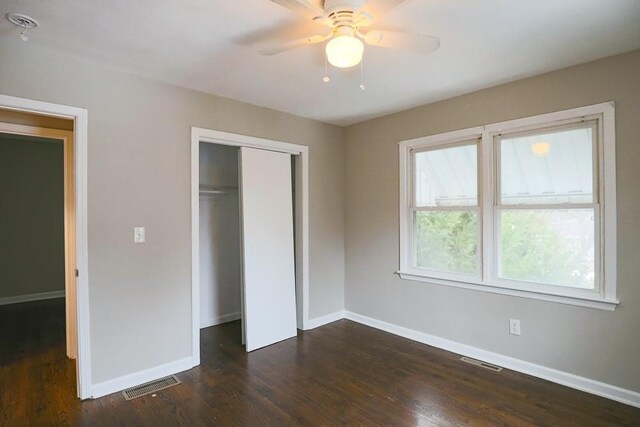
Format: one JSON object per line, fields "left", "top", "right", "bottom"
{"left": 326, "top": 35, "right": 364, "bottom": 68}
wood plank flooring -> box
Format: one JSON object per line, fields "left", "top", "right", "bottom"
{"left": 1, "top": 299, "right": 639, "bottom": 426}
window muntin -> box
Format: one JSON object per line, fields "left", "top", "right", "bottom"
{"left": 399, "top": 103, "right": 616, "bottom": 309}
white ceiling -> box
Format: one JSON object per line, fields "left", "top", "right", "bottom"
{"left": 1, "top": 0, "right": 639, "bottom": 126}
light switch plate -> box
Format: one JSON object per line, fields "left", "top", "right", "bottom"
{"left": 509, "top": 318, "right": 521, "bottom": 336}
{"left": 134, "top": 227, "right": 145, "bottom": 243}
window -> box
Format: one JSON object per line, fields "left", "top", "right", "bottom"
{"left": 399, "top": 103, "right": 617, "bottom": 310}
{"left": 412, "top": 141, "right": 481, "bottom": 281}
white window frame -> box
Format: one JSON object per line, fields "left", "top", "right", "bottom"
{"left": 399, "top": 102, "right": 617, "bottom": 311}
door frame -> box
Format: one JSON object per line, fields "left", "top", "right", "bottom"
{"left": 0, "top": 94, "right": 92, "bottom": 399}
{"left": 191, "top": 127, "right": 309, "bottom": 365}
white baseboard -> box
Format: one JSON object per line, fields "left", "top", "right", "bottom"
{"left": 200, "top": 311, "right": 241, "bottom": 329}
{"left": 91, "top": 356, "right": 195, "bottom": 399}
{"left": 305, "top": 310, "right": 346, "bottom": 330}
{"left": 0, "top": 290, "right": 65, "bottom": 306}
{"left": 344, "top": 311, "right": 640, "bottom": 409}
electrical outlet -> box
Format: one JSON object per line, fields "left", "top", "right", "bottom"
{"left": 509, "top": 318, "right": 521, "bottom": 336}
{"left": 134, "top": 227, "right": 145, "bottom": 243}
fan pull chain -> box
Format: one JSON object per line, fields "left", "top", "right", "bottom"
{"left": 19, "top": 24, "right": 29, "bottom": 41}
{"left": 322, "top": 51, "right": 330, "bottom": 83}
{"left": 359, "top": 53, "right": 366, "bottom": 90}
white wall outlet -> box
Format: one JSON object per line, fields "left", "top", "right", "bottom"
{"left": 134, "top": 227, "right": 145, "bottom": 243}
{"left": 509, "top": 318, "right": 521, "bottom": 336}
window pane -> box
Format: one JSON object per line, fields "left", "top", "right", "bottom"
{"left": 415, "top": 144, "right": 477, "bottom": 207}
{"left": 498, "top": 209, "right": 595, "bottom": 289}
{"left": 500, "top": 126, "right": 594, "bottom": 205}
{"left": 415, "top": 211, "right": 478, "bottom": 275}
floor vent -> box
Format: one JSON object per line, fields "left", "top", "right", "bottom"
{"left": 122, "top": 375, "right": 181, "bottom": 401}
{"left": 460, "top": 356, "right": 503, "bottom": 372}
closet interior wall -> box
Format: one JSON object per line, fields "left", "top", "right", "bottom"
{"left": 199, "top": 143, "right": 242, "bottom": 329}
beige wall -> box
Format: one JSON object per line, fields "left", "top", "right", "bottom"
{"left": 0, "top": 134, "right": 65, "bottom": 299}
{"left": 344, "top": 49, "right": 640, "bottom": 392}
{"left": 0, "top": 41, "right": 345, "bottom": 384}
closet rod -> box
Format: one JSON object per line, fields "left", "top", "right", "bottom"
{"left": 199, "top": 185, "right": 238, "bottom": 195}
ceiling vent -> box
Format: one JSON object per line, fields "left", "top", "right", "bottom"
{"left": 5, "top": 13, "right": 39, "bottom": 29}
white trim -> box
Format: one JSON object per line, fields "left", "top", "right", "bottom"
{"left": 190, "top": 131, "right": 201, "bottom": 366}
{"left": 191, "top": 128, "right": 310, "bottom": 365}
{"left": 306, "top": 310, "right": 346, "bottom": 329}
{"left": 484, "top": 102, "right": 615, "bottom": 133}
{"left": 295, "top": 152, "right": 310, "bottom": 331}
{"left": 344, "top": 311, "right": 640, "bottom": 409}
{"left": 200, "top": 311, "right": 242, "bottom": 329}
{"left": 399, "top": 125, "right": 484, "bottom": 149}
{"left": 398, "top": 139, "right": 410, "bottom": 274}
{"left": 397, "top": 272, "right": 618, "bottom": 311}
{"left": 398, "top": 103, "right": 617, "bottom": 309}
{"left": 481, "top": 128, "right": 494, "bottom": 288}
{"left": 0, "top": 94, "right": 91, "bottom": 399}
{"left": 600, "top": 104, "right": 617, "bottom": 302}
{"left": 91, "top": 356, "right": 195, "bottom": 399}
{"left": 0, "top": 290, "right": 65, "bottom": 306}
{"left": 194, "top": 128, "right": 304, "bottom": 155}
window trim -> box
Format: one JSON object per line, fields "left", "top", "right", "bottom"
{"left": 398, "top": 102, "right": 618, "bottom": 311}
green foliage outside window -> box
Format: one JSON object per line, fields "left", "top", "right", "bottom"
{"left": 500, "top": 211, "right": 593, "bottom": 288}
{"left": 415, "top": 210, "right": 594, "bottom": 288}
{"left": 415, "top": 211, "right": 477, "bottom": 274}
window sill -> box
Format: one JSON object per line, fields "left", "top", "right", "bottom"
{"left": 396, "top": 271, "right": 619, "bottom": 311}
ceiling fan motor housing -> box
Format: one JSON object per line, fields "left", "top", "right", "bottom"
{"left": 323, "top": 0, "right": 366, "bottom": 14}
{"left": 322, "top": 0, "right": 371, "bottom": 36}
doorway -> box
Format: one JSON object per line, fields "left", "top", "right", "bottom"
{"left": 0, "top": 117, "right": 77, "bottom": 386}
{"left": 0, "top": 94, "right": 90, "bottom": 399}
{"left": 191, "top": 128, "right": 309, "bottom": 364}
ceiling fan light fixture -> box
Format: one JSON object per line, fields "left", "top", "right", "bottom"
{"left": 325, "top": 35, "right": 364, "bottom": 68}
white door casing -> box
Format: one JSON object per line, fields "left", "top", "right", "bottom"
{"left": 0, "top": 94, "right": 90, "bottom": 399}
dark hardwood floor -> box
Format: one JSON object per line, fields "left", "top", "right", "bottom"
{"left": 1, "top": 299, "right": 639, "bottom": 426}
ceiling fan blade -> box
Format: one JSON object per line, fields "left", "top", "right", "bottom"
{"left": 269, "top": 0, "right": 324, "bottom": 18}
{"left": 363, "top": 30, "right": 440, "bottom": 54}
{"left": 259, "top": 34, "right": 329, "bottom": 56}
{"left": 360, "top": 0, "right": 414, "bottom": 18}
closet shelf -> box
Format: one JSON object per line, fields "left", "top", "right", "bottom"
{"left": 199, "top": 185, "right": 238, "bottom": 195}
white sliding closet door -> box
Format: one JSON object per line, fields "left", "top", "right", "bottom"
{"left": 239, "top": 147, "right": 297, "bottom": 352}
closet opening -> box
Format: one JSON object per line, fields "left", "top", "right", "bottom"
{"left": 192, "top": 128, "right": 309, "bottom": 361}
{"left": 198, "top": 143, "right": 242, "bottom": 332}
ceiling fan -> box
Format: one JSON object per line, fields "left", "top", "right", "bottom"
{"left": 261, "top": 0, "right": 440, "bottom": 70}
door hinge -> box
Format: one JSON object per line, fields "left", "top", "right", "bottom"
{"left": 75, "top": 269, "right": 79, "bottom": 277}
